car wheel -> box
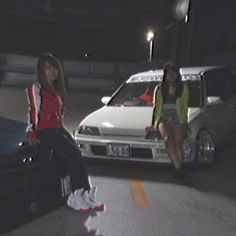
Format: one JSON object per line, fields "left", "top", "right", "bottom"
{"left": 195, "top": 129, "right": 216, "bottom": 167}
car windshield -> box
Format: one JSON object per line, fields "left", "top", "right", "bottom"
{"left": 108, "top": 75, "right": 202, "bottom": 108}
{"left": 109, "top": 81, "right": 159, "bottom": 107}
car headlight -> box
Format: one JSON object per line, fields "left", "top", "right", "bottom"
{"left": 74, "top": 126, "right": 101, "bottom": 137}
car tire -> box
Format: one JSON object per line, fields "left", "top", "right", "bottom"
{"left": 195, "top": 129, "right": 216, "bottom": 168}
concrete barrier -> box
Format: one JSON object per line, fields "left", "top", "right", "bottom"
{"left": 0, "top": 53, "right": 159, "bottom": 90}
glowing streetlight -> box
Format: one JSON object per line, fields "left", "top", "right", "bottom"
{"left": 146, "top": 31, "right": 155, "bottom": 62}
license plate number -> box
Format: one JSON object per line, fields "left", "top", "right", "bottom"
{"left": 107, "top": 143, "right": 130, "bottom": 157}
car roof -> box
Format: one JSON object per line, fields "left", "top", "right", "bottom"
{"left": 127, "top": 65, "right": 224, "bottom": 83}
{"left": 180, "top": 66, "right": 224, "bottom": 75}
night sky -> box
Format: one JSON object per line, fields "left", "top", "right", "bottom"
{"left": 0, "top": 0, "right": 236, "bottom": 64}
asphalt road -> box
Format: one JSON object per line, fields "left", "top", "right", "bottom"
{"left": 0, "top": 86, "right": 236, "bottom": 236}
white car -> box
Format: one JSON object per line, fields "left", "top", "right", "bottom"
{"left": 74, "top": 66, "right": 236, "bottom": 166}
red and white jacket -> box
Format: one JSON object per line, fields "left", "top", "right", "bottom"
{"left": 26, "top": 82, "right": 64, "bottom": 139}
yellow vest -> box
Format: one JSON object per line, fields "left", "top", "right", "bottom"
{"left": 152, "top": 83, "right": 189, "bottom": 128}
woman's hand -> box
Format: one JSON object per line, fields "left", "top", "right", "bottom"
{"left": 145, "top": 124, "right": 154, "bottom": 133}
{"left": 27, "top": 137, "right": 41, "bottom": 146}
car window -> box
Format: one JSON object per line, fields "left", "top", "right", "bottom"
{"left": 108, "top": 81, "right": 159, "bottom": 107}
{"left": 225, "top": 71, "right": 236, "bottom": 96}
{"left": 182, "top": 74, "right": 202, "bottom": 107}
{"left": 108, "top": 75, "right": 202, "bottom": 108}
{"left": 205, "top": 68, "right": 236, "bottom": 99}
{"left": 186, "top": 80, "right": 202, "bottom": 107}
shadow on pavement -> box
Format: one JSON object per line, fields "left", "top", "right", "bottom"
{"left": 0, "top": 203, "right": 104, "bottom": 236}
{"left": 86, "top": 144, "right": 236, "bottom": 200}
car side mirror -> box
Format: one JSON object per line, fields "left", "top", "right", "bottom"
{"left": 101, "top": 96, "right": 111, "bottom": 105}
{"left": 206, "top": 96, "right": 222, "bottom": 106}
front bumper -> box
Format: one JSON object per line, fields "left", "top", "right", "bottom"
{"left": 75, "top": 134, "right": 196, "bottom": 163}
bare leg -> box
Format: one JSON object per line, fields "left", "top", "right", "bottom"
{"left": 172, "top": 123, "right": 192, "bottom": 185}
{"left": 173, "top": 123, "right": 187, "bottom": 165}
{"left": 158, "top": 122, "right": 181, "bottom": 169}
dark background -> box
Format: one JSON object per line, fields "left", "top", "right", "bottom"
{"left": 0, "top": 0, "right": 236, "bottom": 65}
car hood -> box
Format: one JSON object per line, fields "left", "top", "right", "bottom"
{"left": 79, "top": 106, "right": 201, "bottom": 137}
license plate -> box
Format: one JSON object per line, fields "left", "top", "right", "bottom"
{"left": 107, "top": 143, "right": 130, "bottom": 157}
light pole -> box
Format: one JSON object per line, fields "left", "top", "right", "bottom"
{"left": 146, "top": 31, "right": 154, "bottom": 62}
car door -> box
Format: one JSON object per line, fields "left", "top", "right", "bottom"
{"left": 200, "top": 68, "right": 236, "bottom": 145}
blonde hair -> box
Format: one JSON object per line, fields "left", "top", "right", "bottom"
{"left": 37, "top": 53, "right": 66, "bottom": 97}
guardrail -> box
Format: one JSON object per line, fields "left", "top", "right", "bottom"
{"left": 0, "top": 53, "right": 159, "bottom": 91}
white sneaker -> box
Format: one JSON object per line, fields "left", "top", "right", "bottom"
{"left": 87, "top": 186, "right": 105, "bottom": 212}
{"left": 67, "top": 189, "right": 91, "bottom": 213}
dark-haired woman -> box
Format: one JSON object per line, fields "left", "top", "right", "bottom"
{"left": 26, "top": 53, "right": 104, "bottom": 212}
{"left": 147, "top": 63, "right": 191, "bottom": 184}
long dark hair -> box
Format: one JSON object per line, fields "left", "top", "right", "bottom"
{"left": 37, "top": 53, "right": 66, "bottom": 97}
{"left": 162, "top": 62, "right": 183, "bottom": 100}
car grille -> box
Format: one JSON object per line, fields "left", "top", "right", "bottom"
{"left": 131, "top": 147, "right": 152, "bottom": 159}
{"left": 91, "top": 145, "right": 153, "bottom": 159}
{"left": 91, "top": 145, "right": 106, "bottom": 156}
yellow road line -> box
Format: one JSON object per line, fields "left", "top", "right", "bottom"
{"left": 129, "top": 171, "right": 150, "bottom": 210}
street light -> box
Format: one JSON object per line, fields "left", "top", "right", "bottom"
{"left": 173, "top": 0, "right": 190, "bottom": 23}
{"left": 146, "top": 31, "right": 154, "bottom": 62}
